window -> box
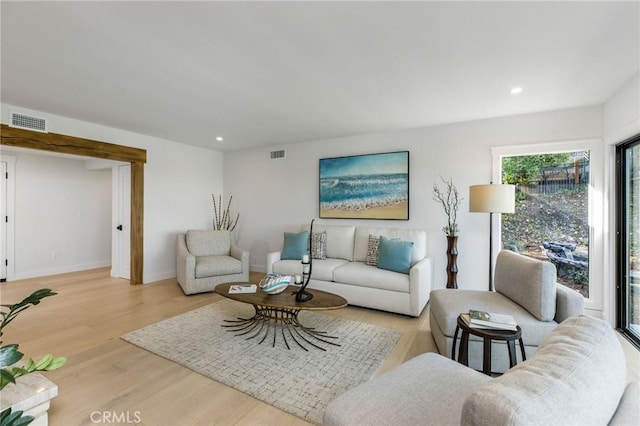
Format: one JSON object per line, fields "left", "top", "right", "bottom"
{"left": 501, "top": 151, "right": 590, "bottom": 297}
{"left": 492, "top": 139, "right": 603, "bottom": 312}
{"left": 617, "top": 134, "right": 640, "bottom": 347}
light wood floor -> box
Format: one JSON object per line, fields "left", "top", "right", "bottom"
{"left": 0, "top": 269, "right": 437, "bottom": 426}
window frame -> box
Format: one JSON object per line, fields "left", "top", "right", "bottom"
{"left": 492, "top": 139, "right": 604, "bottom": 313}
{"left": 616, "top": 133, "right": 640, "bottom": 349}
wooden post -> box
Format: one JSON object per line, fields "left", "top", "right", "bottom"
{"left": 131, "top": 162, "right": 144, "bottom": 285}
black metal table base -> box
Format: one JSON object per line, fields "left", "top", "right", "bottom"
{"left": 222, "top": 304, "right": 341, "bottom": 351}
{"left": 451, "top": 315, "right": 526, "bottom": 376}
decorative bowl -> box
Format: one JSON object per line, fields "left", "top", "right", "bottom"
{"left": 259, "top": 274, "right": 291, "bottom": 295}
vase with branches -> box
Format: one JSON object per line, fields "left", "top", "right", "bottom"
{"left": 433, "top": 176, "right": 462, "bottom": 289}
{"left": 433, "top": 176, "right": 461, "bottom": 236}
{"left": 212, "top": 194, "right": 240, "bottom": 232}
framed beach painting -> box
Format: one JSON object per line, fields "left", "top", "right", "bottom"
{"left": 319, "top": 151, "right": 409, "bottom": 220}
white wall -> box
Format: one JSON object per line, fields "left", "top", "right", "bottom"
{"left": 1, "top": 150, "right": 112, "bottom": 279}
{"left": 603, "top": 72, "right": 640, "bottom": 379}
{"left": 4, "top": 91, "right": 633, "bottom": 290}
{"left": 224, "top": 105, "right": 603, "bottom": 292}
{"left": 604, "top": 72, "right": 640, "bottom": 145}
{"left": 1, "top": 103, "right": 225, "bottom": 283}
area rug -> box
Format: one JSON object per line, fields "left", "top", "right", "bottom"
{"left": 121, "top": 299, "right": 401, "bottom": 424}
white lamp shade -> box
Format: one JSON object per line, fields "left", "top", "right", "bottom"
{"left": 469, "top": 184, "right": 515, "bottom": 213}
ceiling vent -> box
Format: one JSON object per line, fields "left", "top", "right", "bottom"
{"left": 9, "top": 112, "right": 48, "bottom": 133}
{"left": 270, "top": 149, "right": 285, "bottom": 159}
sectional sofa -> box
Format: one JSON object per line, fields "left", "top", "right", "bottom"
{"left": 267, "top": 223, "right": 432, "bottom": 317}
{"left": 324, "top": 315, "right": 639, "bottom": 425}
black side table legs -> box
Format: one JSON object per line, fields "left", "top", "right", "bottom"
{"left": 451, "top": 314, "right": 526, "bottom": 376}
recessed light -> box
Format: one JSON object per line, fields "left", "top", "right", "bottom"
{"left": 216, "top": 136, "right": 224, "bottom": 142}
{"left": 510, "top": 87, "right": 523, "bottom": 95}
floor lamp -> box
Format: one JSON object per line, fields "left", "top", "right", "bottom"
{"left": 469, "top": 184, "right": 515, "bottom": 291}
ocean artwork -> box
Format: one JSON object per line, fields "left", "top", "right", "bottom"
{"left": 319, "top": 151, "right": 409, "bottom": 219}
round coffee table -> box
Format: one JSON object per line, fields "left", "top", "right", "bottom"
{"left": 215, "top": 282, "right": 348, "bottom": 351}
{"left": 451, "top": 314, "right": 526, "bottom": 376}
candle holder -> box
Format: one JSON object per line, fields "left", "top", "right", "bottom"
{"left": 295, "top": 219, "right": 314, "bottom": 302}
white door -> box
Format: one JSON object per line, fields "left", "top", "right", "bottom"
{"left": 116, "top": 164, "right": 131, "bottom": 279}
{"left": 1, "top": 161, "right": 7, "bottom": 282}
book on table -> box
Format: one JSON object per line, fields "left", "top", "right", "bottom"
{"left": 466, "top": 309, "right": 518, "bottom": 331}
{"left": 461, "top": 313, "right": 499, "bottom": 330}
{"left": 228, "top": 284, "right": 257, "bottom": 294}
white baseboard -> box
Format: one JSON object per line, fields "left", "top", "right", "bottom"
{"left": 143, "top": 270, "right": 176, "bottom": 284}
{"left": 251, "top": 263, "right": 267, "bottom": 273}
{"left": 12, "top": 260, "right": 111, "bottom": 281}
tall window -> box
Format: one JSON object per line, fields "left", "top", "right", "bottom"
{"left": 492, "top": 139, "right": 603, "bottom": 312}
{"left": 501, "top": 151, "right": 590, "bottom": 297}
{"left": 617, "top": 134, "right": 640, "bottom": 347}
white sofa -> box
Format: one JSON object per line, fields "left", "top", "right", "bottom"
{"left": 324, "top": 315, "right": 639, "bottom": 426}
{"left": 267, "top": 223, "right": 432, "bottom": 317}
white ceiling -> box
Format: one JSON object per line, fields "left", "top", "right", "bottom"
{"left": 1, "top": 1, "right": 638, "bottom": 152}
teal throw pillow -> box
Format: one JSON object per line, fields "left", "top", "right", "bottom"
{"left": 377, "top": 236, "right": 414, "bottom": 274}
{"left": 281, "top": 231, "right": 309, "bottom": 260}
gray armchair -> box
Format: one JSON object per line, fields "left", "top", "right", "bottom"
{"left": 429, "top": 250, "right": 584, "bottom": 373}
{"left": 176, "top": 230, "right": 249, "bottom": 295}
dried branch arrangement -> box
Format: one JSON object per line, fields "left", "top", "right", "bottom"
{"left": 433, "top": 176, "right": 461, "bottom": 236}
{"left": 212, "top": 194, "right": 240, "bottom": 232}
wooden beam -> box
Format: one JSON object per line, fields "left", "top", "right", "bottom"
{"left": 131, "top": 162, "right": 144, "bottom": 285}
{"left": 1, "top": 124, "right": 146, "bottom": 163}
{"left": 1, "top": 124, "right": 146, "bottom": 285}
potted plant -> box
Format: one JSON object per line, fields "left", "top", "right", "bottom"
{"left": 433, "top": 176, "right": 461, "bottom": 289}
{"left": 1, "top": 289, "right": 66, "bottom": 426}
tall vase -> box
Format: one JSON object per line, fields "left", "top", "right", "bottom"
{"left": 446, "top": 235, "right": 458, "bottom": 289}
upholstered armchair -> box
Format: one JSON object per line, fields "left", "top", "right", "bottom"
{"left": 176, "top": 230, "right": 249, "bottom": 295}
{"left": 429, "top": 250, "right": 584, "bottom": 373}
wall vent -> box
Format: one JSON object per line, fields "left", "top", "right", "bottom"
{"left": 270, "top": 149, "right": 285, "bottom": 159}
{"left": 9, "top": 112, "right": 48, "bottom": 133}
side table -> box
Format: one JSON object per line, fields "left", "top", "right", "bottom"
{"left": 451, "top": 314, "right": 526, "bottom": 376}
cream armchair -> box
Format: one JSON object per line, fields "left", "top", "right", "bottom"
{"left": 429, "top": 250, "right": 584, "bottom": 373}
{"left": 176, "top": 230, "right": 249, "bottom": 295}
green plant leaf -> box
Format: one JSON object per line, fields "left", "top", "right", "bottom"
{"left": 9, "top": 366, "right": 26, "bottom": 376}
{"left": 17, "top": 289, "right": 57, "bottom": 307}
{"left": 0, "top": 368, "right": 16, "bottom": 387}
{"left": 33, "top": 354, "right": 53, "bottom": 370}
{"left": 9, "top": 417, "right": 35, "bottom": 426}
{"left": 0, "top": 288, "right": 64, "bottom": 395}
{"left": 0, "top": 345, "right": 23, "bottom": 368}
{"left": 0, "top": 289, "right": 57, "bottom": 332}
{"left": 44, "top": 356, "right": 66, "bottom": 371}
{"left": 23, "top": 359, "right": 35, "bottom": 373}
{"left": 0, "top": 408, "right": 35, "bottom": 426}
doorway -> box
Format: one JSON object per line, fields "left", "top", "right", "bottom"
{"left": 616, "top": 134, "right": 640, "bottom": 346}
{"left": 114, "top": 164, "right": 131, "bottom": 279}
{"left": 0, "top": 150, "right": 124, "bottom": 282}
{"left": 1, "top": 161, "right": 7, "bottom": 281}
{"left": 0, "top": 124, "right": 146, "bottom": 284}
{"left": 0, "top": 156, "right": 15, "bottom": 282}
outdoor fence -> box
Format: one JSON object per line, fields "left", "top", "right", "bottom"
{"left": 518, "top": 159, "right": 590, "bottom": 195}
